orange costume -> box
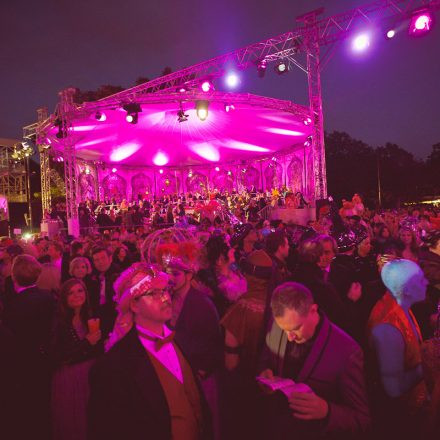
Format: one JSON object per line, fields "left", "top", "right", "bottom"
{"left": 367, "top": 292, "right": 428, "bottom": 413}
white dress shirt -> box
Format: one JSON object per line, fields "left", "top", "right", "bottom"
{"left": 136, "top": 324, "right": 183, "bottom": 383}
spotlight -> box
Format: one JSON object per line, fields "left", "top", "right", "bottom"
{"left": 304, "top": 136, "right": 312, "bottom": 147}
{"left": 201, "top": 80, "right": 213, "bottom": 92}
{"left": 227, "top": 170, "right": 232, "bottom": 175}
{"left": 274, "top": 61, "right": 288, "bottom": 74}
{"left": 177, "top": 84, "right": 189, "bottom": 93}
{"left": 85, "top": 167, "right": 91, "bottom": 174}
{"left": 409, "top": 10, "right": 433, "bottom": 36}
{"left": 159, "top": 169, "right": 164, "bottom": 174}
{"left": 195, "top": 100, "right": 209, "bottom": 121}
{"left": 225, "top": 104, "right": 235, "bottom": 113}
{"left": 112, "top": 167, "right": 117, "bottom": 173}
{"left": 385, "top": 29, "right": 396, "bottom": 39}
{"left": 352, "top": 33, "right": 370, "bottom": 52}
{"left": 257, "top": 59, "right": 267, "bottom": 78}
{"left": 188, "top": 171, "right": 193, "bottom": 177}
{"left": 215, "top": 167, "right": 220, "bottom": 172}
{"left": 303, "top": 117, "right": 312, "bottom": 126}
{"left": 95, "top": 111, "right": 106, "bottom": 121}
{"left": 225, "top": 72, "right": 239, "bottom": 88}
{"left": 123, "top": 103, "right": 142, "bottom": 124}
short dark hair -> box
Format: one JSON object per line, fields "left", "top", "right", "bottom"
{"left": 49, "top": 241, "right": 64, "bottom": 255}
{"left": 265, "top": 231, "right": 287, "bottom": 255}
{"left": 12, "top": 255, "right": 42, "bottom": 287}
{"left": 91, "top": 246, "right": 111, "bottom": 258}
{"left": 71, "top": 241, "right": 84, "bottom": 255}
{"left": 271, "top": 282, "right": 314, "bottom": 317}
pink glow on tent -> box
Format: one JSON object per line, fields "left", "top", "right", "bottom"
{"left": 46, "top": 94, "right": 312, "bottom": 167}
{"left": 110, "top": 143, "right": 141, "bottom": 162}
{"left": 265, "top": 127, "right": 303, "bottom": 136}
{"left": 189, "top": 142, "right": 220, "bottom": 162}
{"left": 153, "top": 152, "right": 169, "bottom": 166}
{"left": 225, "top": 141, "right": 269, "bottom": 152}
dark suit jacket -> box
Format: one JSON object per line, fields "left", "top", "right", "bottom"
{"left": 88, "top": 327, "right": 212, "bottom": 440}
{"left": 174, "top": 287, "right": 223, "bottom": 375}
{"left": 260, "top": 315, "right": 370, "bottom": 436}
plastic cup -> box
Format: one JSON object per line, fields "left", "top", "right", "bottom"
{"left": 87, "top": 318, "right": 100, "bottom": 333}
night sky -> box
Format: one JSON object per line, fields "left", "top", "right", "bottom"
{"left": 1, "top": 0, "right": 439, "bottom": 158}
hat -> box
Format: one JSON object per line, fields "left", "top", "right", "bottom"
{"left": 230, "top": 223, "right": 253, "bottom": 247}
{"left": 333, "top": 228, "right": 357, "bottom": 253}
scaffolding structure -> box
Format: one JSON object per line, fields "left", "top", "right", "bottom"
{"left": 0, "top": 141, "right": 27, "bottom": 203}
{"left": 29, "top": 0, "right": 439, "bottom": 235}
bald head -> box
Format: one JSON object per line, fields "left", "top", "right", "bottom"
{"left": 381, "top": 259, "right": 427, "bottom": 304}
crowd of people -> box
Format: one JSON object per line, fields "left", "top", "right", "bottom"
{"left": 1, "top": 191, "right": 440, "bottom": 440}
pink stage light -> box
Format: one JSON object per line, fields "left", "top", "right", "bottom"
{"left": 159, "top": 169, "right": 164, "bottom": 174}
{"left": 201, "top": 81, "right": 212, "bottom": 92}
{"left": 225, "top": 72, "right": 239, "bottom": 88}
{"left": 226, "top": 141, "right": 270, "bottom": 153}
{"left": 153, "top": 152, "right": 169, "bottom": 166}
{"left": 110, "top": 143, "right": 141, "bottom": 162}
{"left": 409, "top": 12, "right": 433, "bottom": 35}
{"left": 112, "top": 167, "right": 117, "bottom": 173}
{"left": 215, "top": 166, "right": 220, "bottom": 171}
{"left": 189, "top": 142, "right": 220, "bottom": 162}
{"left": 352, "top": 34, "right": 370, "bottom": 52}
{"left": 265, "top": 127, "right": 303, "bottom": 136}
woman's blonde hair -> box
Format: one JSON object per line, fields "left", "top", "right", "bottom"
{"left": 69, "top": 256, "right": 92, "bottom": 277}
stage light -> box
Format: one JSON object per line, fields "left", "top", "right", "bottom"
{"left": 225, "top": 104, "right": 235, "bottom": 112}
{"left": 112, "top": 167, "right": 117, "bottom": 173}
{"left": 303, "top": 117, "right": 312, "bottom": 125}
{"left": 95, "top": 111, "right": 106, "bottom": 121}
{"left": 386, "top": 29, "right": 396, "bottom": 39}
{"left": 227, "top": 170, "right": 232, "bottom": 175}
{"left": 153, "top": 152, "right": 169, "bottom": 166}
{"left": 257, "top": 59, "right": 267, "bottom": 78}
{"left": 215, "top": 166, "right": 220, "bottom": 172}
{"left": 352, "top": 34, "right": 370, "bottom": 52}
{"left": 159, "top": 169, "right": 164, "bottom": 174}
{"left": 85, "top": 167, "right": 90, "bottom": 174}
{"left": 274, "top": 61, "right": 288, "bottom": 74}
{"left": 304, "top": 136, "right": 312, "bottom": 147}
{"left": 195, "top": 100, "right": 209, "bottom": 121}
{"left": 225, "top": 72, "right": 239, "bottom": 88}
{"left": 409, "top": 11, "right": 433, "bottom": 35}
{"left": 123, "top": 103, "right": 142, "bottom": 124}
{"left": 188, "top": 171, "right": 193, "bottom": 177}
{"left": 201, "top": 80, "right": 213, "bottom": 92}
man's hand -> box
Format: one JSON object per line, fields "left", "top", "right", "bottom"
{"left": 288, "top": 389, "right": 329, "bottom": 420}
{"left": 347, "top": 282, "right": 362, "bottom": 302}
{"left": 259, "top": 369, "right": 274, "bottom": 380}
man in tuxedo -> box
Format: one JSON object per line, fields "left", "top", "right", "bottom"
{"left": 258, "top": 282, "right": 370, "bottom": 440}
{"left": 88, "top": 264, "right": 212, "bottom": 440}
{"left": 2, "top": 254, "right": 55, "bottom": 439}
{"left": 90, "top": 246, "right": 120, "bottom": 337}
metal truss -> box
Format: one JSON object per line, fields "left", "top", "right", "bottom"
{"left": 30, "top": 0, "right": 440, "bottom": 207}
{"left": 57, "top": 89, "right": 78, "bottom": 221}
{"left": 0, "top": 143, "right": 27, "bottom": 203}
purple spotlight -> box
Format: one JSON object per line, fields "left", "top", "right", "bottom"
{"left": 112, "top": 167, "right": 117, "bottom": 173}
{"left": 352, "top": 34, "right": 370, "bottom": 52}
{"left": 225, "top": 72, "right": 239, "bottom": 89}
{"left": 215, "top": 166, "right": 220, "bottom": 172}
{"left": 409, "top": 12, "right": 433, "bottom": 35}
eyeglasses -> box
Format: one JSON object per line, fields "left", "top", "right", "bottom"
{"left": 136, "top": 288, "right": 171, "bottom": 300}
